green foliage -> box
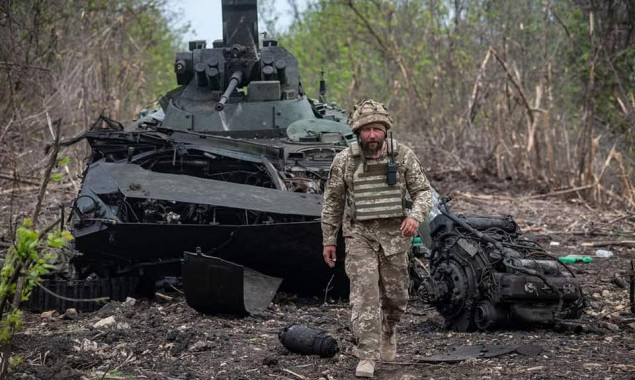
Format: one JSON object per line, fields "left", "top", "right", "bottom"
{"left": 56, "top": 156, "right": 70, "bottom": 167}
{"left": 50, "top": 154, "right": 69, "bottom": 182}
{"left": 8, "top": 355, "right": 22, "bottom": 368}
{"left": 49, "top": 173, "right": 64, "bottom": 182}
{"left": 270, "top": 0, "right": 633, "bottom": 192}
{"left": 0, "top": 220, "right": 73, "bottom": 343}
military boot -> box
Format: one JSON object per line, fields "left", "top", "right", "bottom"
{"left": 355, "top": 359, "right": 375, "bottom": 378}
{"left": 380, "top": 329, "right": 396, "bottom": 361}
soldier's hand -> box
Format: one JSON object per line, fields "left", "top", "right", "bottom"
{"left": 323, "top": 245, "right": 337, "bottom": 268}
{"left": 400, "top": 217, "right": 419, "bottom": 237}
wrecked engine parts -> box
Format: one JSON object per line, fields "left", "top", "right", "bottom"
{"left": 278, "top": 324, "right": 339, "bottom": 358}
{"left": 415, "top": 196, "right": 585, "bottom": 331}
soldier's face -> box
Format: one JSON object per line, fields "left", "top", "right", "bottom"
{"left": 359, "top": 124, "right": 386, "bottom": 154}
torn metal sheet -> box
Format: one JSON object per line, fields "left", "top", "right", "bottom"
{"left": 182, "top": 253, "right": 282, "bottom": 315}
{"left": 84, "top": 162, "right": 323, "bottom": 217}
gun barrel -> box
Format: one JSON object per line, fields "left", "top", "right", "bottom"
{"left": 215, "top": 71, "right": 243, "bottom": 111}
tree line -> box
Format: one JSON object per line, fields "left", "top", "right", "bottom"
{"left": 0, "top": 0, "right": 185, "bottom": 205}
{"left": 274, "top": 0, "right": 633, "bottom": 207}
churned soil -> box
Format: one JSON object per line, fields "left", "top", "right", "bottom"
{"left": 5, "top": 141, "right": 635, "bottom": 380}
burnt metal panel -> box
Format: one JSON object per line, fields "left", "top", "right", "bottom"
{"left": 183, "top": 253, "right": 282, "bottom": 315}
{"left": 89, "top": 162, "right": 323, "bottom": 217}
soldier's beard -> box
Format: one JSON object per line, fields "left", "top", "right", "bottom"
{"left": 359, "top": 136, "right": 386, "bottom": 156}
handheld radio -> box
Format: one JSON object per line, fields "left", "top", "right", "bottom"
{"left": 386, "top": 132, "right": 397, "bottom": 186}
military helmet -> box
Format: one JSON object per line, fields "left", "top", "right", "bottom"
{"left": 349, "top": 99, "right": 393, "bottom": 133}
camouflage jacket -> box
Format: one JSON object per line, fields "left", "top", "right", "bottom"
{"left": 321, "top": 141, "right": 432, "bottom": 246}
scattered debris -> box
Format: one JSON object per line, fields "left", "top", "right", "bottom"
{"left": 417, "top": 344, "right": 542, "bottom": 363}
{"left": 611, "top": 274, "right": 628, "bottom": 289}
{"left": 188, "top": 340, "right": 210, "bottom": 352}
{"left": 123, "top": 297, "right": 136, "bottom": 307}
{"left": 40, "top": 310, "right": 58, "bottom": 319}
{"left": 558, "top": 255, "right": 592, "bottom": 264}
{"left": 63, "top": 308, "right": 78, "bottom": 320}
{"left": 154, "top": 292, "right": 173, "bottom": 302}
{"left": 93, "top": 316, "right": 116, "bottom": 329}
{"left": 595, "top": 249, "right": 614, "bottom": 258}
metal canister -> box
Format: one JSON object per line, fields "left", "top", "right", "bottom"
{"left": 278, "top": 323, "right": 339, "bottom": 358}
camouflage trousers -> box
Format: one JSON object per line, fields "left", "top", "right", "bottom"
{"left": 343, "top": 218, "right": 410, "bottom": 360}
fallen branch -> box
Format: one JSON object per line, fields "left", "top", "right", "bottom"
{"left": 453, "top": 191, "right": 516, "bottom": 202}
{"left": 154, "top": 292, "right": 173, "bottom": 301}
{"left": 0, "top": 174, "right": 40, "bottom": 186}
{"left": 0, "top": 182, "right": 74, "bottom": 195}
{"left": 35, "top": 282, "right": 110, "bottom": 303}
{"left": 281, "top": 368, "right": 308, "bottom": 380}
{"left": 580, "top": 241, "right": 635, "bottom": 247}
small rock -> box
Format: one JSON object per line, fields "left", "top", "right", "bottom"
{"left": 601, "top": 289, "right": 610, "bottom": 297}
{"left": 116, "top": 322, "right": 131, "bottom": 330}
{"left": 123, "top": 297, "right": 136, "bottom": 307}
{"left": 611, "top": 275, "right": 628, "bottom": 289}
{"left": 188, "top": 340, "right": 209, "bottom": 352}
{"left": 63, "top": 308, "right": 78, "bottom": 320}
{"left": 93, "top": 316, "right": 116, "bottom": 329}
{"left": 628, "top": 322, "right": 635, "bottom": 331}
{"left": 40, "top": 310, "right": 58, "bottom": 319}
{"left": 97, "top": 301, "right": 121, "bottom": 316}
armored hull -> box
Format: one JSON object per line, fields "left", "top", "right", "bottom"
{"left": 71, "top": 130, "right": 349, "bottom": 296}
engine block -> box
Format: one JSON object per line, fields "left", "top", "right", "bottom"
{"left": 416, "top": 198, "right": 585, "bottom": 331}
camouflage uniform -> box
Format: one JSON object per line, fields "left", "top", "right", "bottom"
{"left": 321, "top": 140, "right": 432, "bottom": 360}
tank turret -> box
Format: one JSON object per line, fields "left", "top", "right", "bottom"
{"left": 162, "top": 0, "right": 314, "bottom": 135}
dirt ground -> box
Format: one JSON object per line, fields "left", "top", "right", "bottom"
{"left": 4, "top": 161, "right": 635, "bottom": 380}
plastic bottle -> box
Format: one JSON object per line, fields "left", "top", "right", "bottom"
{"left": 558, "top": 255, "right": 593, "bottom": 264}
{"left": 595, "top": 249, "right": 614, "bottom": 258}
{"left": 411, "top": 236, "right": 430, "bottom": 257}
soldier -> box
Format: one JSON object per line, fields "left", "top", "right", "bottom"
{"left": 321, "top": 100, "right": 432, "bottom": 378}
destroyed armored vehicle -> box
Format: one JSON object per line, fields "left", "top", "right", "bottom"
{"left": 29, "top": 0, "right": 353, "bottom": 314}
{"left": 412, "top": 196, "right": 585, "bottom": 331}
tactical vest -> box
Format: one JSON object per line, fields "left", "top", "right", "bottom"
{"left": 348, "top": 140, "right": 405, "bottom": 221}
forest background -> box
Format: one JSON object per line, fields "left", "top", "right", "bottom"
{"left": 0, "top": 0, "right": 633, "bottom": 226}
